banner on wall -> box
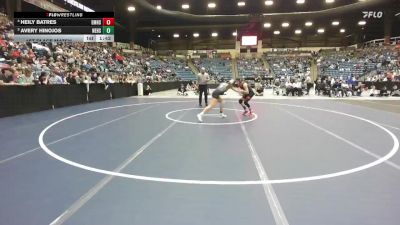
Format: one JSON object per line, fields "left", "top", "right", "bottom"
{"left": 115, "top": 42, "right": 130, "bottom": 49}
{"left": 175, "top": 55, "right": 186, "bottom": 59}
{"left": 133, "top": 44, "right": 142, "bottom": 50}
{"left": 122, "top": 49, "right": 136, "bottom": 54}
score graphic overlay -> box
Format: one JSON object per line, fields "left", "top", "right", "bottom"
{"left": 14, "top": 12, "right": 114, "bottom": 43}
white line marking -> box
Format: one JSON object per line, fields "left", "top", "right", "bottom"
{"left": 39, "top": 102, "right": 399, "bottom": 185}
{"left": 0, "top": 101, "right": 192, "bottom": 165}
{"left": 49, "top": 210, "right": 69, "bottom": 225}
{"left": 277, "top": 107, "right": 400, "bottom": 171}
{"left": 3, "top": 99, "right": 399, "bottom": 165}
{"left": 0, "top": 148, "right": 40, "bottom": 164}
{"left": 327, "top": 99, "right": 400, "bottom": 131}
{"left": 379, "top": 123, "right": 400, "bottom": 131}
{"left": 166, "top": 108, "right": 258, "bottom": 125}
{"left": 203, "top": 113, "right": 228, "bottom": 117}
{"left": 0, "top": 105, "right": 155, "bottom": 165}
{"left": 236, "top": 112, "right": 289, "bottom": 225}
{"left": 8, "top": 100, "right": 400, "bottom": 165}
{"left": 49, "top": 113, "right": 186, "bottom": 225}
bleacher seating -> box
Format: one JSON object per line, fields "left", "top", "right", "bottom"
{"left": 194, "top": 58, "right": 232, "bottom": 80}
{"left": 148, "top": 58, "right": 196, "bottom": 81}
{"left": 170, "top": 59, "right": 197, "bottom": 81}
{"left": 237, "top": 58, "right": 266, "bottom": 78}
{"left": 318, "top": 46, "right": 399, "bottom": 79}
{"left": 266, "top": 56, "right": 311, "bottom": 77}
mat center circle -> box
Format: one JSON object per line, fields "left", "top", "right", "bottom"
{"left": 38, "top": 101, "right": 399, "bottom": 185}
{"left": 165, "top": 108, "right": 258, "bottom": 125}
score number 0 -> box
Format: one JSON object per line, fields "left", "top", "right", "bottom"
{"left": 102, "top": 18, "right": 115, "bottom": 26}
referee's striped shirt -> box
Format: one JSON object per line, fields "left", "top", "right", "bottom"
{"left": 197, "top": 73, "right": 209, "bottom": 85}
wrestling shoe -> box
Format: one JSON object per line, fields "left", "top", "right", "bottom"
{"left": 220, "top": 113, "right": 227, "bottom": 118}
{"left": 197, "top": 113, "right": 203, "bottom": 123}
{"left": 242, "top": 110, "right": 248, "bottom": 116}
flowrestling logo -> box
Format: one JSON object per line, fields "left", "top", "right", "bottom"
{"left": 362, "top": 11, "right": 383, "bottom": 19}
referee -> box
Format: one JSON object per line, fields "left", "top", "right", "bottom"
{"left": 197, "top": 67, "right": 210, "bottom": 107}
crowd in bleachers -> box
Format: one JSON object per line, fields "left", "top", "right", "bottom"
{"left": 1, "top": 10, "right": 399, "bottom": 98}
{"left": 272, "top": 74, "right": 400, "bottom": 98}
{"left": 268, "top": 45, "right": 399, "bottom": 97}
{"left": 177, "top": 82, "right": 199, "bottom": 96}
{"left": 318, "top": 46, "right": 400, "bottom": 81}
{"left": 315, "top": 76, "right": 400, "bottom": 97}
{"left": 193, "top": 58, "right": 232, "bottom": 81}
{"left": 148, "top": 57, "right": 195, "bottom": 81}
{"left": 312, "top": 46, "right": 400, "bottom": 97}
{"left": 272, "top": 75, "right": 312, "bottom": 97}
{"left": 0, "top": 18, "right": 191, "bottom": 86}
{"left": 266, "top": 56, "right": 312, "bottom": 77}
{"left": 266, "top": 55, "right": 313, "bottom": 96}
{"left": 237, "top": 58, "right": 268, "bottom": 78}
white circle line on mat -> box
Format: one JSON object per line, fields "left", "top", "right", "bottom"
{"left": 165, "top": 108, "right": 258, "bottom": 125}
{"left": 38, "top": 101, "right": 399, "bottom": 185}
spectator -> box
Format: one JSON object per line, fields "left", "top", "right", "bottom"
{"left": 315, "top": 79, "right": 324, "bottom": 95}
{"left": 319, "top": 80, "right": 332, "bottom": 97}
{"left": 305, "top": 75, "right": 313, "bottom": 95}
{"left": 369, "top": 85, "right": 379, "bottom": 97}
{"left": 379, "top": 86, "right": 389, "bottom": 97}
{"left": 391, "top": 85, "right": 400, "bottom": 97}
{"left": 48, "top": 72, "right": 63, "bottom": 84}
{"left": 254, "top": 82, "right": 264, "bottom": 96}
{"left": 332, "top": 79, "right": 343, "bottom": 97}
{"left": 66, "top": 69, "right": 79, "bottom": 84}
{"left": 177, "top": 84, "right": 188, "bottom": 96}
{"left": 186, "top": 83, "right": 192, "bottom": 91}
{"left": 273, "top": 78, "right": 281, "bottom": 95}
{"left": 38, "top": 71, "right": 48, "bottom": 85}
{"left": 293, "top": 79, "right": 303, "bottom": 96}
{"left": 10, "top": 69, "right": 20, "bottom": 83}
{"left": 0, "top": 69, "right": 13, "bottom": 84}
{"left": 341, "top": 82, "right": 352, "bottom": 97}
{"left": 144, "top": 84, "right": 152, "bottom": 96}
{"left": 97, "top": 74, "right": 104, "bottom": 83}
{"left": 104, "top": 74, "right": 114, "bottom": 84}
{"left": 18, "top": 68, "right": 34, "bottom": 85}
{"left": 285, "top": 79, "right": 294, "bottom": 96}
{"left": 353, "top": 81, "right": 364, "bottom": 96}
{"left": 191, "top": 82, "right": 198, "bottom": 94}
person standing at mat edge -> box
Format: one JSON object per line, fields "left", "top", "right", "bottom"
{"left": 197, "top": 67, "right": 210, "bottom": 107}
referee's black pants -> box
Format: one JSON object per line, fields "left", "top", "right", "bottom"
{"left": 199, "top": 84, "right": 208, "bottom": 106}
